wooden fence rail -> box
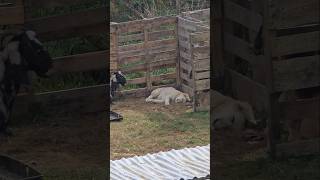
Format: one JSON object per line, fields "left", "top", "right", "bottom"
{"left": 0, "top": 0, "right": 108, "bottom": 118}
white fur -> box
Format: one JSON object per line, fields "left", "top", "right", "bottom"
{"left": 212, "top": 90, "right": 257, "bottom": 130}
{"left": 146, "top": 87, "right": 191, "bottom": 105}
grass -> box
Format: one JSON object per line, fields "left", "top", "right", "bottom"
{"left": 216, "top": 155, "right": 320, "bottom": 180}
{"left": 110, "top": 108, "right": 210, "bottom": 159}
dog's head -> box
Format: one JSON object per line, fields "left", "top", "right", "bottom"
{"left": 175, "top": 93, "right": 191, "bottom": 103}
{"left": 112, "top": 71, "right": 126, "bottom": 86}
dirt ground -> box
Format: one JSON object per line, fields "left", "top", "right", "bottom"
{"left": 0, "top": 113, "right": 107, "bottom": 180}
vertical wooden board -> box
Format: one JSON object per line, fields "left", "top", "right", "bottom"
{"left": 270, "top": 0, "right": 320, "bottom": 29}
{"left": 273, "top": 55, "right": 320, "bottom": 92}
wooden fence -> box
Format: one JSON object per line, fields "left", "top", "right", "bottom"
{"left": 110, "top": 16, "right": 178, "bottom": 97}
{"left": 178, "top": 9, "right": 210, "bottom": 111}
{"left": 110, "top": 9, "right": 210, "bottom": 111}
{"left": 213, "top": 0, "right": 319, "bottom": 157}
{"left": 0, "top": 0, "right": 107, "bottom": 118}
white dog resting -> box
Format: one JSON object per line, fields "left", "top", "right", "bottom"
{"left": 212, "top": 90, "right": 257, "bottom": 130}
{"left": 146, "top": 87, "right": 191, "bottom": 105}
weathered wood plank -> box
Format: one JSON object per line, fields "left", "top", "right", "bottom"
{"left": 118, "top": 43, "right": 144, "bottom": 52}
{"left": 272, "top": 31, "right": 320, "bottom": 57}
{"left": 195, "top": 79, "right": 210, "bottom": 91}
{"left": 178, "top": 16, "right": 209, "bottom": 32}
{"left": 25, "top": 0, "right": 96, "bottom": 9}
{"left": 0, "top": 5, "right": 24, "bottom": 25}
{"left": 276, "top": 139, "right": 320, "bottom": 157}
{"left": 224, "top": 0, "right": 262, "bottom": 32}
{"left": 149, "top": 29, "right": 176, "bottom": 41}
{"left": 194, "top": 59, "right": 210, "bottom": 71}
{"left": 270, "top": 0, "right": 320, "bottom": 29}
{"left": 195, "top": 71, "right": 210, "bottom": 80}
{"left": 152, "top": 72, "right": 176, "bottom": 82}
{"left": 224, "top": 33, "right": 257, "bottom": 65}
{"left": 150, "top": 49, "right": 177, "bottom": 62}
{"left": 127, "top": 76, "right": 146, "bottom": 85}
{"left": 118, "top": 33, "right": 144, "bottom": 43}
{"left": 25, "top": 7, "right": 106, "bottom": 40}
{"left": 14, "top": 84, "right": 107, "bottom": 117}
{"left": 273, "top": 55, "right": 320, "bottom": 92}
{"left": 190, "top": 31, "right": 210, "bottom": 45}
{"left": 115, "top": 16, "right": 176, "bottom": 33}
{"left": 180, "top": 71, "right": 192, "bottom": 83}
{"left": 52, "top": 50, "right": 107, "bottom": 74}
{"left": 119, "top": 54, "right": 144, "bottom": 65}
{"left": 193, "top": 46, "right": 210, "bottom": 60}
{"left": 121, "top": 59, "right": 176, "bottom": 74}
{"left": 180, "top": 60, "right": 192, "bottom": 72}
{"left": 180, "top": 51, "right": 192, "bottom": 60}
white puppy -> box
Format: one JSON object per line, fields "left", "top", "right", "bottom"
{"left": 146, "top": 87, "right": 191, "bottom": 105}
{"left": 211, "top": 90, "right": 257, "bottom": 130}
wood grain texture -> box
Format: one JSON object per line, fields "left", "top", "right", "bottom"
{"left": 273, "top": 55, "right": 320, "bottom": 91}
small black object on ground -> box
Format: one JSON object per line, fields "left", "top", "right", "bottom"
{"left": 0, "top": 154, "right": 43, "bottom": 180}
{"left": 110, "top": 111, "right": 123, "bottom": 122}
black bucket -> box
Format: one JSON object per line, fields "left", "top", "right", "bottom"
{"left": 0, "top": 155, "right": 43, "bottom": 180}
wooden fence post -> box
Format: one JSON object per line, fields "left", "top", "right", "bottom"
{"left": 176, "top": 0, "right": 181, "bottom": 15}
{"left": 144, "top": 22, "right": 152, "bottom": 91}
{"left": 176, "top": 17, "right": 181, "bottom": 89}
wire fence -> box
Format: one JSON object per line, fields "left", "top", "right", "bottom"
{"left": 111, "top": 0, "right": 210, "bottom": 22}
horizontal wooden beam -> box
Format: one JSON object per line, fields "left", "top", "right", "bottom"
{"left": 13, "top": 84, "right": 107, "bottom": 118}
{"left": 111, "top": 16, "right": 176, "bottom": 33}
{"left": 24, "top": 0, "right": 97, "bottom": 9}
{"left": 224, "top": 32, "right": 257, "bottom": 65}
{"left": 272, "top": 31, "right": 320, "bottom": 57}
{"left": 51, "top": 50, "right": 107, "bottom": 74}
{"left": 25, "top": 7, "right": 106, "bottom": 41}
{"left": 270, "top": 0, "right": 319, "bottom": 29}
{"left": 224, "top": 0, "right": 262, "bottom": 32}
{"left": 273, "top": 55, "right": 320, "bottom": 92}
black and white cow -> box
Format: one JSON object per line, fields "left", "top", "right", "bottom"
{"left": 0, "top": 30, "right": 52, "bottom": 135}
{"left": 110, "top": 71, "right": 126, "bottom": 102}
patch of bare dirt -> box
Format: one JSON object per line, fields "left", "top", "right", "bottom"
{"left": 0, "top": 113, "right": 107, "bottom": 173}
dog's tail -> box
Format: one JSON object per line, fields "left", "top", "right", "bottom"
{"left": 237, "top": 101, "right": 257, "bottom": 125}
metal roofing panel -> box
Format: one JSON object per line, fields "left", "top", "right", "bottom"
{"left": 110, "top": 144, "right": 210, "bottom": 180}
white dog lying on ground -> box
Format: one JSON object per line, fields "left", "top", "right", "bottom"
{"left": 212, "top": 90, "right": 257, "bottom": 130}
{"left": 146, "top": 87, "right": 191, "bottom": 105}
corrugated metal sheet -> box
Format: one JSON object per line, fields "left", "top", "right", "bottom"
{"left": 110, "top": 144, "right": 210, "bottom": 180}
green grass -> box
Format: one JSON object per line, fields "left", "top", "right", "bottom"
{"left": 111, "top": 107, "right": 210, "bottom": 159}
